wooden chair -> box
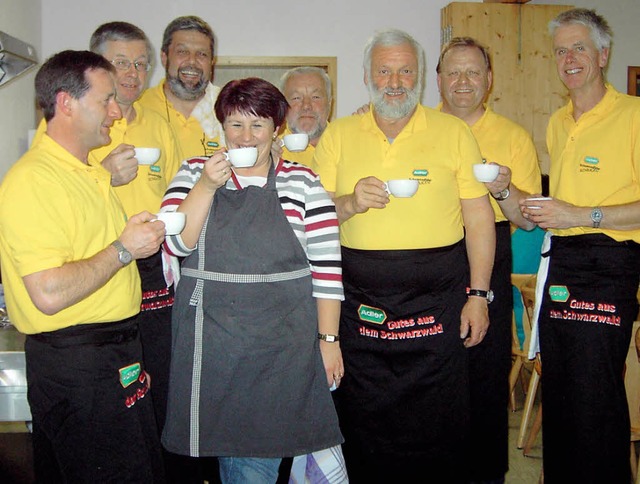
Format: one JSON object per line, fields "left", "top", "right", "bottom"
{"left": 509, "top": 274, "right": 541, "bottom": 449}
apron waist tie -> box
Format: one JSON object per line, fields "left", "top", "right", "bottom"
{"left": 181, "top": 266, "right": 311, "bottom": 283}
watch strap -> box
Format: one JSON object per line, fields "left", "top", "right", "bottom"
{"left": 490, "top": 187, "right": 510, "bottom": 201}
{"left": 466, "top": 287, "right": 494, "bottom": 303}
{"left": 318, "top": 333, "right": 340, "bottom": 342}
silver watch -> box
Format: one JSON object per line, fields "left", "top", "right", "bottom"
{"left": 591, "top": 207, "right": 603, "bottom": 228}
{"left": 111, "top": 240, "right": 132, "bottom": 266}
{"left": 491, "top": 188, "right": 510, "bottom": 201}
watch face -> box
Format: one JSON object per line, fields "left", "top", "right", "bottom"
{"left": 120, "top": 251, "right": 133, "bottom": 264}
{"left": 487, "top": 290, "right": 495, "bottom": 303}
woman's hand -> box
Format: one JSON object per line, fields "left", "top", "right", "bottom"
{"left": 200, "top": 150, "right": 232, "bottom": 192}
{"left": 320, "top": 340, "right": 344, "bottom": 389}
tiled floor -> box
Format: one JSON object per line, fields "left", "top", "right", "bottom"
{"left": 506, "top": 403, "right": 543, "bottom": 483}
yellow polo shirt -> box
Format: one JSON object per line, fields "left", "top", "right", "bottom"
{"left": 312, "top": 105, "right": 486, "bottom": 250}
{"left": 33, "top": 102, "right": 182, "bottom": 216}
{"left": 547, "top": 85, "right": 640, "bottom": 242}
{"left": 138, "top": 81, "right": 222, "bottom": 159}
{"left": 470, "top": 106, "right": 541, "bottom": 222}
{"left": 0, "top": 135, "right": 141, "bottom": 334}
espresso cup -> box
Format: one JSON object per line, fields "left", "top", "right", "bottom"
{"left": 224, "top": 147, "right": 258, "bottom": 168}
{"left": 524, "top": 197, "right": 553, "bottom": 210}
{"left": 473, "top": 163, "right": 500, "bottom": 183}
{"left": 134, "top": 147, "right": 161, "bottom": 165}
{"left": 155, "top": 212, "right": 186, "bottom": 235}
{"left": 283, "top": 133, "right": 309, "bottom": 152}
{"left": 385, "top": 179, "right": 419, "bottom": 198}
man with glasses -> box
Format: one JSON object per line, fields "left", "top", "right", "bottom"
{"left": 138, "top": 16, "right": 223, "bottom": 159}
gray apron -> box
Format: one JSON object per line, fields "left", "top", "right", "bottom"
{"left": 162, "top": 162, "right": 342, "bottom": 458}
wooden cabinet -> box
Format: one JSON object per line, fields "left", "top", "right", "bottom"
{"left": 441, "top": 2, "right": 573, "bottom": 173}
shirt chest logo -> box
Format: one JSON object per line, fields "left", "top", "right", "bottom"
{"left": 579, "top": 156, "right": 600, "bottom": 173}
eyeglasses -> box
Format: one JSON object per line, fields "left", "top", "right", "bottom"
{"left": 110, "top": 59, "right": 151, "bottom": 72}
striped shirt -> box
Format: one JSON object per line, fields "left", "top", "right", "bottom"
{"left": 161, "top": 157, "right": 344, "bottom": 301}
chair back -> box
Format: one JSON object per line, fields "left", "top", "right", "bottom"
{"left": 511, "top": 274, "right": 537, "bottom": 354}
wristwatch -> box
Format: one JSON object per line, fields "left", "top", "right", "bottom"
{"left": 318, "top": 333, "right": 340, "bottom": 342}
{"left": 111, "top": 240, "right": 132, "bottom": 266}
{"left": 491, "top": 187, "right": 510, "bottom": 201}
{"left": 466, "top": 287, "right": 494, "bottom": 304}
{"left": 591, "top": 207, "right": 603, "bottom": 228}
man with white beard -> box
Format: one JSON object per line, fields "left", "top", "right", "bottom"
{"left": 312, "top": 28, "right": 495, "bottom": 483}
{"left": 139, "top": 16, "right": 223, "bottom": 159}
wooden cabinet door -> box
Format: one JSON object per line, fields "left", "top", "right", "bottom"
{"left": 441, "top": 2, "right": 573, "bottom": 173}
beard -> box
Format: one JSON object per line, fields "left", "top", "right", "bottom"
{"left": 166, "top": 61, "right": 208, "bottom": 101}
{"left": 368, "top": 81, "right": 422, "bottom": 119}
{"left": 289, "top": 114, "right": 327, "bottom": 140}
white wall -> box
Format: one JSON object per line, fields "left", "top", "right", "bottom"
{"left": 1, "top": 0, "right": 639, "bottom": 178}
{"left": 0, "top": 0, "right": 41, "bottom": 178}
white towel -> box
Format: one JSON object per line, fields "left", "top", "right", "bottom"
{"left": 190, "top": 83, "right": 225, "bottom": 143}
{"left": 289, "top": 445, "right": 349, "bottom": 484}
{"left": 528, "top": 231, "right": 552, "bottom": 359}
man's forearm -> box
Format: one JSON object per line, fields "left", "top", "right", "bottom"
{"left": 461, "top": 197, "right": 496, "bottom": 290}
{"left": 22, "top": 244, "right": 123, "bottom": 316}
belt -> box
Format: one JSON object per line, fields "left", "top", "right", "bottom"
{"left": 28, "top": 318, "right": 138, "bottom": 347}
{"left": 495, "top": 220, "right": 511, "bottom": 227}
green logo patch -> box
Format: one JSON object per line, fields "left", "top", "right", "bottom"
{"left": 119, "top": 362, "right": 141, "bottom": 388}
{"left": 549, "top": 285, "right": 570, "bottom": 303}
{"left": 584, "top": 156, "right": 599, "bottom": 165}
{"left": 207, "top": 141, "right": 219, "bottom": 148}
{"left": 150, "top": 165, "right": 161, "bottom": 173}
{"left": 413, "top": 169, "right": 428, "bottom": 177}
{"left": 358, "top": 304, "right": 387, "bottom": 325}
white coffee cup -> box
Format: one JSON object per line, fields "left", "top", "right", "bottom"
{"left": 473, "top": 163, "right": 500, "bottom": 183}
{"left": 524, "top": 196, "right": 553, "bottom": 209}
{"left": 385, "top": 179, "right": 419, "bottom": 198}
{"left": 282, "top": 133, "right": 309, "bottom": 152}
{"left": 155, "top": 212, "right": 186, "bottom": 235}
{"left": 224, "top": 147, "right": 258, "bottom": 168}
{"left": 134, "top": 147, "right": 161, "bottom": 165}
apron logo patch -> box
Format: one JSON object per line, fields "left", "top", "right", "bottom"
{"left": 119, "top": 362, "right": 141, "bottom": 388}
{"left": 358, "top": 305, "right": 387, "bottom": 325}
{"left": 548, "top": 285, "right": 570, "bottom": 303}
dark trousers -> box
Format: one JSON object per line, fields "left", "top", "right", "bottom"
{"left": 26, "top": 320, "right": 165, "bottom": 483}
{"left": 539, "top": 234, "right": 640, "bottom": 483}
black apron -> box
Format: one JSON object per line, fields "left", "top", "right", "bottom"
{"left": 334, "top": 242, "right": 470, "bottom": 483}
{"left": 539, "top": 234, "right": 640, "bottom": 484}
{"left": 162, "top": 163, "right": 342, "bottom": 458}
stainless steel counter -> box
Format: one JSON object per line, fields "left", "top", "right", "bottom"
{"left": 0, "top": 326, "right": 31, "bottom": 421}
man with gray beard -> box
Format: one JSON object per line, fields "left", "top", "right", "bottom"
{"left": 312, "top": 28, "right": 495, "bottom": 482}
{"left": 139, "top": 16, "right": 224, "bottom": 160}
{"left": 279, "top": 66, "right": 332, "bottom": 166}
